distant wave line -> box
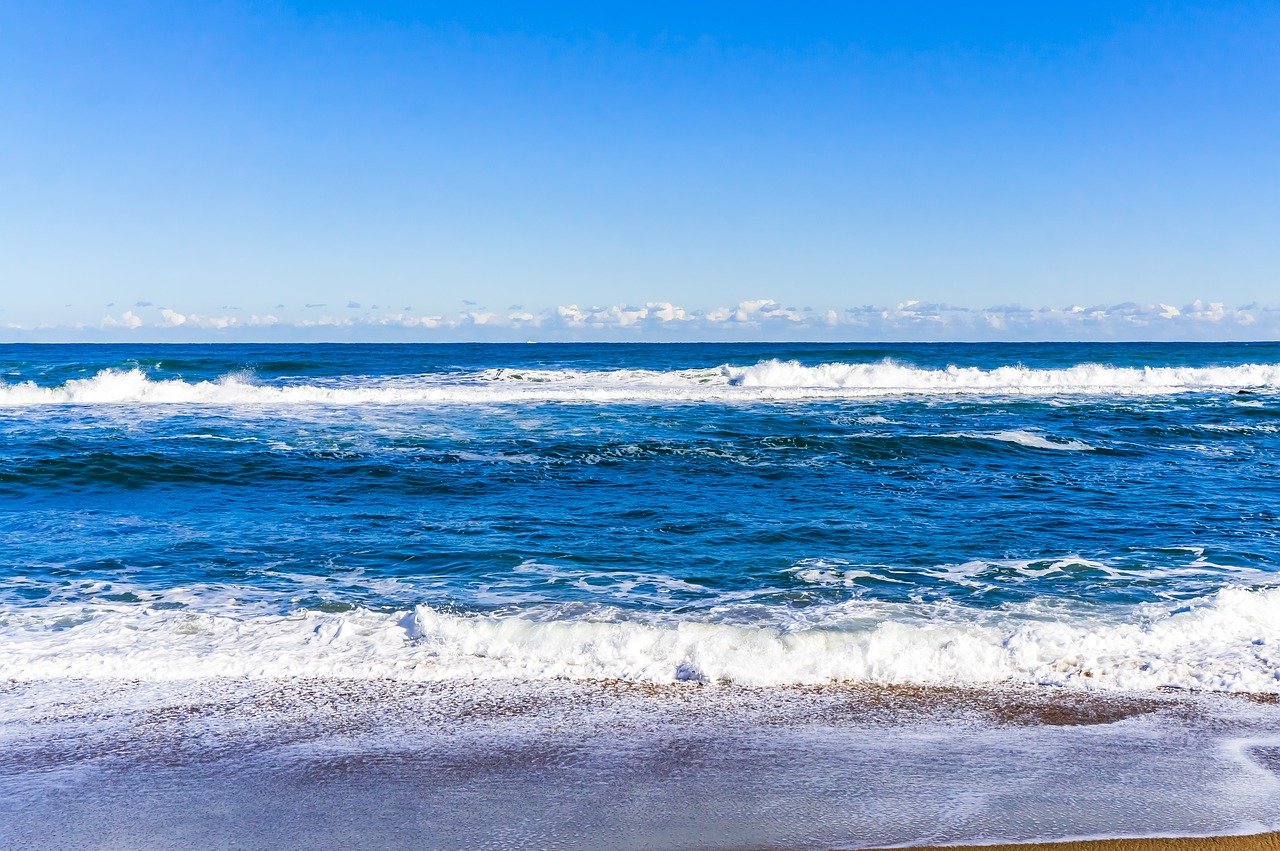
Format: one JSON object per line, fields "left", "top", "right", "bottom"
{"left": 2, "top": 359, "right": 1280, "bottom": 406}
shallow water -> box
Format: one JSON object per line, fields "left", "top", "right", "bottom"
{"left": 2, "top": 680, "right": 1279, "bottom": 849}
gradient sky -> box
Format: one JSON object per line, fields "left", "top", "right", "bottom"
{"left": 1, "top": 2, "right": 1278, "bottom": 340}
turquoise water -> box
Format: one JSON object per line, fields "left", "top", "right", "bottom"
{"left": 2, "top": 342, "right": 1279, "bottom": 690}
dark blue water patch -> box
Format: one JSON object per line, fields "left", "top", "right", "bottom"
{"left": 1, "top": 342, "right": 1279, "bottom": 619}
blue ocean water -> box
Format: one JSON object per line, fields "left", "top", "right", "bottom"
{"left": 2, "top": 342, "right": 1279, "bottom": 690}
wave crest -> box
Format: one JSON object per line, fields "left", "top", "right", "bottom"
{"left": 2, "top": 359, "right": 1279, "bottom": 407}
{"left": 723, "top": 359, "right": 1280, "bottom": 393}
{"left": 4, "top": 585, "right": 1279, "bottom": 692}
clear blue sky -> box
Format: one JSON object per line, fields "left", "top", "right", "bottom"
{"left": 1, "top": 2, "right": 1278, "bottom": 340}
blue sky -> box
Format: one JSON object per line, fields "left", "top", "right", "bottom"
{"left": 1, "top": 1, "right": 1278, "bottom": 340}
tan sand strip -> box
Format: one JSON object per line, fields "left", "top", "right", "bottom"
{"left": 868, "top": 832, "right": 1280, "bottom": 851}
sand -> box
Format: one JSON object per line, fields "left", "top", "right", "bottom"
{"left": 4, "top": 678, "right": 1278, "bottom": 849}
{"left": 882, "top": 832, "right": 1280, "bottom": 851}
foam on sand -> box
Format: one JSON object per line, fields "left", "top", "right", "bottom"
{"left": 871, "top": 834, "right": 1280, "bottom": 851}
{"left": 3, "top": 676, "right": 1279, "bottom": 849}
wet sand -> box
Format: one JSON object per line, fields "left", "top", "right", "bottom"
{"left": 885, "top": 833, "right": 1280, "bottom": 851}
{"left": 2, "top": 678, "right": 1278, "bottom": 849}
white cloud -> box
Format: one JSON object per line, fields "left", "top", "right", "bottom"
{"left": 296, "top": 315, "right": 354, "bottom": 328}
{"left": 556, "top": 304, "right": 588, "bottom": 327}
{"left": 99, "top": 310, "right": 143, "bottom": 329}
{"left": 647, "top": 301, "right": 689, "bottom": 323}
{"left": 199, "top": 315, "right": 238, "bottom": 330}
{"left": 19, "top": 298, "right": 1280, "bottom": 341}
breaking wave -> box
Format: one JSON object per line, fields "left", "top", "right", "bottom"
{"left": 2, "top": 359, "right": 1280, "bottom": 407}
{"left": 723, "top": 359, "right": 1280, "bottom": 394}
{"left": 4, "top": 584, "right": 1279, "bottom": 692}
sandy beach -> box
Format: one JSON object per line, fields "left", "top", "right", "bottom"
{"left": 2, "top": 678, "right": 1277, "bottom": 849}
{"left": 889, "top": 834, "right": 1280, "bottom": 851}
{"left": 6, "top": 1, "right": 1280, "bottom": 847}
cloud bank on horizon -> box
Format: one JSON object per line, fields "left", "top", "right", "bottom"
{"left": 6, "top": 298, "right": 1277, "bottom": 342}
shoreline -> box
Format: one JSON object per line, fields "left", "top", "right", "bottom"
{"left": 3, "top": 678, "right": 1279, "bottom": 848}
{"left": 882, "top": 833, "right": 1280, "bottom": 851}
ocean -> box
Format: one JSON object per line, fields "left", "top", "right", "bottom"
{"left": 3, "top": 341, "right": 1280, "bottom": 847}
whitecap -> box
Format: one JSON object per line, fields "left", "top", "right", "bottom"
{"left": 4, "top": 584, "right": 1280, "bottom": 693}
{"left": 946, "top": 430, "right": 1096, "bottom": 451}
{"left": 3, "top": 359, "right": 1280, "bottom": 408}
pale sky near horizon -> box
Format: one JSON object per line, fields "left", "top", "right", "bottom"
{"left": 1, "top": 2, "right": 1278, "bottom": 340}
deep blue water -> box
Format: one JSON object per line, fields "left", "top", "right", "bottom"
{"left": 2, "top": 342, "right": 1279, "bottom": 689}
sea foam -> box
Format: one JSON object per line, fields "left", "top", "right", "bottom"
{"left": 4, "top": 584, "right": 1279, "bottom": 692}
{"left": 2, "top": 360, "right": 1280, "bottom": 407}
{"left": 950, "top": 430, "right": 1096, "bottom": 450}
{"left": 722, "top": 359, "right": 1280, "bottom": 393}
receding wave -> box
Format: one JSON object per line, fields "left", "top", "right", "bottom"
{"left": 4, "top": 584, "right": 1278, "bottom": 692}
{"left": 2, "top": 360, "right": 1280, "bottom": 407}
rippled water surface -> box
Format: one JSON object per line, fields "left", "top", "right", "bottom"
{"left": 2, "top": 342, "right": 1279, "bottom": 690}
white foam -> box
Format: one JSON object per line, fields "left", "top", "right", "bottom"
{"left": 787, "top": 556, "right": 1277, "bottom": 595}
{"left": 949, "top": 430, "right": 1096, "bottom": 451}
{"left": 2, "top": 360, "right": 1279, "bottom": 407}
{"left": 723, "top": 359, "right": 1280, "bottom": 394}
{"left": 3, "top": 584, "right": 1278, "bottom": 692}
